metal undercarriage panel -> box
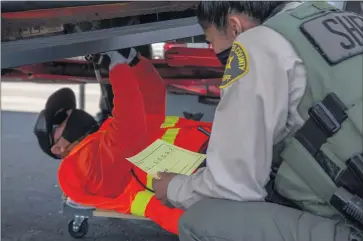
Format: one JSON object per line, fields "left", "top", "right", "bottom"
{"left": 1, "top": 17, "right": 203, "bottom": 69}
{"left": 1, "top": 1, "right": 197, "bottom": 30}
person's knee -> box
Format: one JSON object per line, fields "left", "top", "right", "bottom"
{"left": 178, "top": 208, "right": 198, "bottom": 241}
{"left": 178, "top": 199, "right": 302, "bottom": 240}
{"left": 178, "top": 215, "right": 193, "bottom": 240}
{"left": 179, "top": 208, "right": 193, "bottom": 229}
{"left": 178, "top": 199, "right": 205, "bottom": 234}
{"left": 179, "top": 198, "right": 250, "bottom": 241}
{"left": 179, "top": 199, "right": 220, "bottom": 239}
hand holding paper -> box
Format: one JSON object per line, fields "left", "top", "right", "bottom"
{"left": 125, "top": 139, "right": 206, "bottom": 178}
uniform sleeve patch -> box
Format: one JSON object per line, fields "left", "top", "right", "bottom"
{"left": 220, "top": 42, "right": 249, "bottom": 89}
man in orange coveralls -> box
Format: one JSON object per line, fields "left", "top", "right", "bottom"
{"left": 33, "top": 48, "right": 212, "bottom": 235}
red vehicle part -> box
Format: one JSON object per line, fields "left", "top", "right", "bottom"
{"left": 1, "top": 47, "right": 223, "bottom": 98}
{"left": 165, "top": 47, "right": 221, "bottom": 68}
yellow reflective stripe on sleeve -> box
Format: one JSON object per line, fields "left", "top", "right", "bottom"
{"left": 160, "top": 116, "right": 180, "bottom": 128}
{"left": 161, "top": 128, "right": 180, "bottom": 144}
{"left": 130, "top": 190, "right": 154, "bottom": 217}
{"left": 146, "top": 174, "right": 154, "bottom": 190}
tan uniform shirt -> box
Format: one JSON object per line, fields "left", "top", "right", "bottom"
{"left": 167, "top": 2, "right": 308, "bottom": 210}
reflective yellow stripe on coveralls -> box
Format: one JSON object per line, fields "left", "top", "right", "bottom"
{"left": 131, "top": 116, "right": 181, "bottom": 216}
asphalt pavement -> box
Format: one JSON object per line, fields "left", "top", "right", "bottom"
{"left": 1, "top": 83, "right": 217, "bottom": 241}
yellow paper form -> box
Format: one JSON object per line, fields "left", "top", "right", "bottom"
{"left": 125, "top": 139, "right": 206, "bottom": 178}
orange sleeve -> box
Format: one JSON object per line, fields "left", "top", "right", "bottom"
{"left": 145, "top": 196, "right": 184, "bottom": 235}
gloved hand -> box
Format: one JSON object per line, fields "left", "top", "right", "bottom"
{"left": 88, "top": 48, "right": 138, "bottom": 70}
{"left": 86, "top": 53, "right": 110, "bottom": 69}
{"left": 106, "top": 48, "right": 138, "bottom": 70}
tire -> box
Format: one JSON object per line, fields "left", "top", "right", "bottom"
{"left": 68, "top": 218, "right": 89, "bottom": 239}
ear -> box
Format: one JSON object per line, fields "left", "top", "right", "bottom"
{"left": 228, "top": 15, "right": 243, "bottom": 38}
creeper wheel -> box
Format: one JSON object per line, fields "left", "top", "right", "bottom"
{"left": 68, "top": 217, "right": 89, "bottom": 239}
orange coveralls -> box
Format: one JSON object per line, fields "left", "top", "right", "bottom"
{"left": 58, "top": 56, "right": 212, "bottom": 234}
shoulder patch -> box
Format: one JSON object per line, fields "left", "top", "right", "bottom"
{"left": 220, "top": 42, "right": 249, "bottom": 89}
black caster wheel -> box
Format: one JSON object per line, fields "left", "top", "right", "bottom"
{"left": 68, "top": 218, "right": 89, "bottom": 239}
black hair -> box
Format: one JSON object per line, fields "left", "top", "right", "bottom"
{"left": 196, "top": 1, "right": 290, "bottom": 30}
